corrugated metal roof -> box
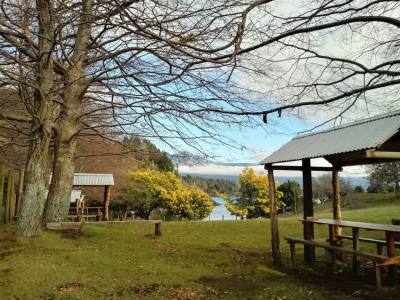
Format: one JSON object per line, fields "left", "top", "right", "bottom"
{"left": 73, "top": 173, "right": 115, "bottom": 186}
{"left": 260, "top": 110, "right": 400, "bottom": 165}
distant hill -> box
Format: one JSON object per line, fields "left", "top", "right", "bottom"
{"left": 179, "top": 173, "right": 369, "bottom": 189}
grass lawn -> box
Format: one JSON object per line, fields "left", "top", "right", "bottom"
{"left": 1, "top": 193, "right": 400, "bottom": 299}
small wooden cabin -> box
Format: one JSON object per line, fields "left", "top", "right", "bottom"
{"left": 69, "top": 173, "right": 115, "bottom": 221}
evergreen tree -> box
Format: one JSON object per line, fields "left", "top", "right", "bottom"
{"left": 367, "top": 163, "right": 400, "bottom": 193}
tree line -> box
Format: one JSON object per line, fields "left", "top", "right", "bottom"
{"left": 181, "top": 175, "right": 238, "bottom": 197}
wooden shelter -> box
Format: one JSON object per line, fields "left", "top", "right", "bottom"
{"left": 260, "top": 110, "right": 400, "bottom": 265}
{"left": 72, "top": 173, "right": 115, "bottom": 221}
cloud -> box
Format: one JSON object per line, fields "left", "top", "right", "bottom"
{"left": 179, "top": 164, "right": 264, "bottom": 176}
{"left": 179, "top": 158, "right": 367, "bottom": 178}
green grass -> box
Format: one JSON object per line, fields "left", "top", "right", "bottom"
{"left": 1, "top": 193, "right": 400, "bottom": 299}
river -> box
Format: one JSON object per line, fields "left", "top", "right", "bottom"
{"left": 204, "top": 196, "right": 238, "bottom": 221}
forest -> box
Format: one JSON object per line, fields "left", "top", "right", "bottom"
{"left": 181, "top": 175, "right": 238, "bottom": 196}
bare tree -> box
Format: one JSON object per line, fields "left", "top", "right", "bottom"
{"left": 0, "top": 0, "right": 268, "bottom": 236}
{"left": 1, "top": 0, "right": 400, "bottom": 238}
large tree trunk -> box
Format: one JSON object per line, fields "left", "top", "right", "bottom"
{"left": 16, "top": 0, "right": 55, "bottom": 237}
{"left": 43, "top": 131, "right": 77, "bottom": 223}
{"left": 17, "top": 125, "right": 52, "bottom": 236}
{"left": 42, "top": 0, "right": 93, "bottom": 224}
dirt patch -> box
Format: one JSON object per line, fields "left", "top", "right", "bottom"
{"left": 107, "top": 283, "right": 163, "bottom": 298}
{"left": 1, "top": 267, "right": 13, "bottom": 275}
{"left": 144, "top": 234, "right": 158, "bottom": 239}
{"left": 132, "top": 283, "right": 161, "bottom": 295}
{"left": 58, "top": 282, "right": 84, "bottom": 295}
{"left": 59, "top": 229, "right": 86, "bottom": 239}
{"left": 198, "top": 275, "right": 262, "bottom": 294}
{"left": 0, "top": 249, "right": 20, "bottom": 260}
{"left": 0, "top": 235, "right": 19, "bottom": 252}
{"left": 167, "top": 287, "right": 206, "bottom": 300}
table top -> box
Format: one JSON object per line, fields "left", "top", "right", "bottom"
{"left": 303, "top": 218, "right": 400, "bottom": 233}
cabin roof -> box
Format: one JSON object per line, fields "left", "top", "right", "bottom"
{"left": 73, "top": 173, "right": 115, "bottom": 186}
{"left": 260, "top": 110, "right": 400, "bottom": 166}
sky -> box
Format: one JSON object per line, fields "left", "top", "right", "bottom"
{"left": 158, "top": 1, "right": 399, "bottom": 179}
{"left": 177, "top": 112, "right": 368, "bottom": 178}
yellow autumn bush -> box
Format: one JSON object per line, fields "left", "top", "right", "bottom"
{"left": 129, "top": 169, "right": 213, "bottom": 220}
{"left": 221, "top": 168, "right": 283, "bottom": 218}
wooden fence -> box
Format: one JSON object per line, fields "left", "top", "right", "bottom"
{"left": 0, "top": 164, "right": 24, "bottom": 224}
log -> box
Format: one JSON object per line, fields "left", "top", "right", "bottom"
{"left": 46, "top": 221, "right": 85, "bottom": 233}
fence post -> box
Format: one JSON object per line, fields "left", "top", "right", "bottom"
{"left": 5, "top": 171, "right": 12, "bottom": 224}
{"left": 16, "top": 167, "right": 25, "bottom": 216}
{"left": 10, "top": 183, "right": 16, "bottom": 221}
{"left": 0, "top": 164, "right": 4, "bottom": 224}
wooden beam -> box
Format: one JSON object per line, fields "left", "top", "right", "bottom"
{"left": 302, "top": 159, "right": 315, "bottom": 264}
{"left": 264, "top": 165, "right": 342, "bottom": 172}
{"left": 267, "top": 165, "right": 281, "bottom": 265}
{"left": 103, "top": 185, "right": 111, "bottom": 221}
{"left": 365, "top": 150, "right": 400, "bottom": 159}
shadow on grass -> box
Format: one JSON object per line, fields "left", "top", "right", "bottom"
{"left": 196, "top": 242, "right": 400, "bottom": 299}
{"left": 277, "top": 259, "right": 400, "bottom": 300}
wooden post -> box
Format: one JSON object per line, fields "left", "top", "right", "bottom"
{"left": 352, "top": 228, "right": 360, "bottom": 274}
{"left": 103, "top": 185, "right": 111, "bottom": 221}
{"left": 267, "top": 165, "right": 281, "bottom": 266}
{"left": 155, "top": 221, "right": 161, "bottom": 236}
{"left": 5, "top": 171, "right": 12, "bottom": 224}
{"left": 302, "top": 159, "right": 315, "bottom": 264}
{"left": 375, "top": 265, "right": 382, "bottom": 289}
{"left": 0, "top": 164, "right": 4, "bottom": 224}
{"left": 386, "top": 231, "right": 397, "bottom": 286}
{"left": 326, "top": 224, "right": 336, "bottom": 272}
{"left": 332, "top": 169, "right": 342, "bottom": 237}
{"left": 289, "top": 242, "right": 296, "bottom": 263}
{"left": 96, "top": 207, "right": 101, "bottom": 221}
{"left": 16, "top": 167, "right": 25, "bottom": 216}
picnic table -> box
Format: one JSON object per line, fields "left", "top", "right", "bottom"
{"left": 285, "top": 218, "right": 400, "bottom": 288}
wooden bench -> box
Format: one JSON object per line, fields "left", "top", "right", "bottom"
{"left": 67, "top": 214, "right": 101, "bottom": 222}
{"left": 335, "top": 234, "right": 400, "bottom": 255}
{"left": 285, "top": 237, "right": 400, "bottom": 288}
